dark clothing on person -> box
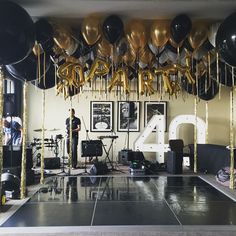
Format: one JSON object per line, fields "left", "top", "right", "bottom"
{"left": 66, "top": 116, "right": 81, "bottom": 168}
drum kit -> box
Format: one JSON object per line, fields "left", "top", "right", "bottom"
{"left": 31, "top": 128, "right": 64, "bottom": 164}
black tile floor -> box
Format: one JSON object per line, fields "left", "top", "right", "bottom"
{"left": 1, "top": 176, "right": 236, "bottom": 227}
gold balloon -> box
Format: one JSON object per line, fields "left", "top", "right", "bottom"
{"left": 188, "top": 21, "right": 208, "bottom": 50}
{"left": 126, "top": 19, "right": 147, "bottom": 54}
{"left": 123, "top": 50, "right": 136, "bottom": 66}
{"left": 139, "top": 47, "right": 154, "bottom": 65}
{"left": 81, "top": 15, "right": 102, "bottom": 46}
{"left": 138, "top": 69, "right": 155, "bottom": 95}
{"left": 97, "top": 38, "right": 112, "bottom": 58}
{"left": 108, "top": 67, "right": 130, "bottom": 94}
{"left": 150, "top": 20, "right": 170, "bottom": 48}
{"left": 53, "top": 25, "right": 74, "bottom": 50}
{"left": 86, "top": 58, "right": 110, "bottom": 82}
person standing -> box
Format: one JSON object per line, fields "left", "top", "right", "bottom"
{"left": 3, "top": 117, "right": 22, "bottom": 146}
{"left": 66, "top": 108, "right": 81, "bottom": 169}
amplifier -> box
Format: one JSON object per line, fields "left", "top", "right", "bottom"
{"left": 44, "top": 157, "right": 60, "bottom": 169}
{"left": 81, "top": 140, "right": 103, "bottom": 157}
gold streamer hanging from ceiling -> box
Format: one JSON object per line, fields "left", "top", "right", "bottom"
{"left": 40, "top": 90, "right": 45, "bottom": 184}
{"left": 230, "top": 83, "right": 235, "bottom": 189}
{"left": 205, "top": 102, "right": 208, "bottom": 144}
{"left": 20, "top": 82, "right": 28, "bottom": 199}
{"left": 194, "top": 96, "right": 198, "bottom": 173}
{"left": 0, "top": 67, "right": 4, "bottom": 204}
{"left": 69, "top": 99, "right": 73, "bottom": 172}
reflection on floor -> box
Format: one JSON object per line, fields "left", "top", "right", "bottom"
{"left": 1, "top": 175, "right": 236, "bottom": 227}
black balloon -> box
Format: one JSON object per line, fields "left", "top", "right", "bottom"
{"left": 35, "top": 19, "right": 54, "bottom": 52}
{"left": 102, "top": 15, "right": 124, "bottom": 44}
{"left": 6, "top": 52, "right": 51, "bottom": 81}
{"left": 170, "top": 14, "right": 192, "bottom": 45}
{"left": 198, "top": 75, "right": 219, "bottom": 101}
{"left": 32, "top": 63, "right": 57, "bottom": 90}
{"left": 0, "top": 1, "right": 35, "bottom": 65}
{"left": 216, "top": 13, "right": 236, "bottom": 66}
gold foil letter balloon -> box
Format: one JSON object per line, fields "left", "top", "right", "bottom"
{"left": 81, "top": 15, "right": 102, "bottom": 46}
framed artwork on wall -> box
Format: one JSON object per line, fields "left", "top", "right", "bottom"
{"left": 117, "top": 101, "right": 140, "bottom": 132}
{"left": 90, "top": 101, "right": 113, "bottom": 132}
{"left": 144, "top": 101, "right": 167, "bottom": 131}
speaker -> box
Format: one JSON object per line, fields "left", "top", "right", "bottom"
{"left": 89, "top": 162, "right": 108, "bottom": 175}
{"left": 3, "top": 94, "right": 15, "bottom": 116}
{"left": 44, "top": 157, "right": 60, "bottom": 169}
{"left": 1, "top": 173, "right": 20, "bottom": 199}
{"left": 167, "top": 152, "right": 183, "bottom": 174}
{"left": 118, "top": 149, "right": 132, "bottom": 165}
{"left": 3, "top": 146, "right": 33, "bottom": 170}
{"left": 81, "top": 140, "right": 103, "bottom": 157}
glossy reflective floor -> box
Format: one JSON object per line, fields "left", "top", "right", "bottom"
{"left": 2, "top": 176, "right": 236, "bottom": 227}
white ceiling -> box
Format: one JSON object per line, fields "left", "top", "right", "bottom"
{"left": 11, "top": 0, "right": 236, "bottom": 21}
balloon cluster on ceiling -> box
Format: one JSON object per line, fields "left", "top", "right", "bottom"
{"left": 1, "top": 1, "right": 236, "bottom": 100}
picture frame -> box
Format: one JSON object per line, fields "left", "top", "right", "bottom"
{"left": 144, "top": 101, "right": 167, "bottom": 131}
{"left": 90, "top": 101, "right": 113, "bottom": 132}
{"left": 117, "top": 101, "right": 140, "bottom": 132}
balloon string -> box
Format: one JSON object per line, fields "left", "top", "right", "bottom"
{"left": 230, "top": 79, "right": 235, "bottom": 189}
{"left": 43, "top": 52, "right": 46, "bottom": 87}
{"left": 20, "top": 82, "right": 28, "bottom": 199}
{"left": 37, "top": 43, "right": 41, "bottom": 83}
{"left": 205, "top": 102, "right": 208, "bottom": 144}
{"left": 69, "top": 98, "right": 73, "bottom": 171}
{"left": 0, "top": 66, "right": 4, "bottom": 204}
{"left": 194, "top": 97, "right": 198, "bottom": 173}
{"left": 216, "top": 52, "right": 221, "bottom": 100}
{"left": 40, "top": 90, "right": 45, "bottom": 184}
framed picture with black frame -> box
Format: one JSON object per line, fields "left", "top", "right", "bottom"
{"left": 144, "top": 101, "right": 167, "bottom": 132}
{"left": 90, "top": 101, "right": 113, "bottom": 132}
{"left": 117, "top": 101, "right": 140, "bottom": 132}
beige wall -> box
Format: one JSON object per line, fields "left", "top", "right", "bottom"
{"left": 27, "top": 83, "right": 232, "bottom": 162}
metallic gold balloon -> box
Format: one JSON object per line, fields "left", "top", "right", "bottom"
{"left": 188, "top": 21, "right": 208, "bottom": 50}
{"left": 81, "top": 15, "right": 102, "bottom": 46}
{"left": 97, "top": 38, "right": 112, "bottom": 58}
{"left": 138, "top": 69, "right": 155, "bottom": 95}
{"left": 53, "top": 25, "right": 74, "bottom": 50}
{"left": 86, "top": 58, "right": 110, "bottom": 82}
{"left": 123, "top": 50, "right": 136, "bottom": 66}
{"left": 139, "top": 47, "right": 154, "bottom": 65}
{"left": 126, "top": 19, "right": 147, "bottom": 54}
{"left": 150, "top": 20, "right": 170, "bottom": 48}
{"left": 107, "top": 67, "right": 130, "bottom": 94}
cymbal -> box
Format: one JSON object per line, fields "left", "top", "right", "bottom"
{"left": 33, "top": 128, "right": 47, "bottom": 132}
{"left": 49, "top": 128, "right": 60, "bottom": 131}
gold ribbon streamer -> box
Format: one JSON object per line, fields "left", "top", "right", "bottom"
{"left": 40, "top": 90, "right": 45, "bottom": 184}
{"left": 0, "top": 67, "right": 4, "bottom": 204}
{"left": 20, "top": 82, "right": 28, "bottom": 199}
{"left": 205, "top": 102, "right": 208, "bottom": 144}
{"left": 69, "top": 99, "right": 73, "bottom": 171}
{"left": 230, "top": 86, "right": 235, "bottom": 189}
{"left": 194, "top": 97, "right": 198, "bottom": 173}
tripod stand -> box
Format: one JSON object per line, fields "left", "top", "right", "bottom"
{"left": 57, "top": 137, "right": 69, "bottom": 176}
